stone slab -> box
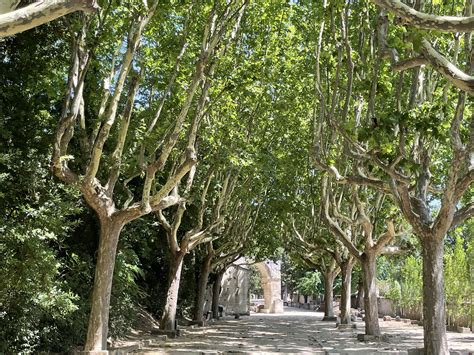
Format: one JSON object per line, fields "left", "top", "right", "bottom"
{"left": 151, "top": 329, "right": 179, "bottom": 338}
{"left": 109, "top": 345, "right": 139, "bottom": 355}
{"left": 357, "top": 333, "right": 380, "bottom": 342}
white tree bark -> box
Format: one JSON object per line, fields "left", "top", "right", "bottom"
{"left": 0, "top": 0, "right": 98, "bottom": 37}
{"left": 370, "top": 0, "right": 474, "bottom": 32}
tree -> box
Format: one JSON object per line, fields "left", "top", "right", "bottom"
{"left": 157, "top": 169, "right": 237, "bottom": 330}
{"left": 311, "top": 0, "right": 473, "bottom": 351}
{"left": 50, "top": 1, "right": 246, "bottom": 349}
{"left": 322, "top": 181, "right": 402, "bottom": 335}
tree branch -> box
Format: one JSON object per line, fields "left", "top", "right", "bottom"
{"left": 370, "top": 0, "right": 474, "bottom": 32}
{"left": 0, "top": 0, "right": 99, "bottom": 37}
{"left": 393, "top": 56, "right": 429, "bottom": 71}
{"left": 420, "top": 39, "right": 474, "bottom": 95}
{"left": 451, "top": 202, "right": 474, "bottom": 229}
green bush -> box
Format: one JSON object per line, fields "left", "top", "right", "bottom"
{"left": 399, "top": 256, "right": 422, "bottom": 315}
{"left": 295, "top": 271, "right": 322, "bottom": 296}
{"left": 445, "top": 233, "right": 470, "bottom": 326}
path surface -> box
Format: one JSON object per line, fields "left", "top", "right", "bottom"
{"left": 131, "top": 307, "right": 474, "bottom": 354}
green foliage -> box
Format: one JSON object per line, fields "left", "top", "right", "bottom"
{"left": 444, "top": 233, "right": 470, "bottom": 325}
{"left": 385, "top": 280, "right": 402, "bottom": 307}
{"left": 295, "top": 271, "right": 322, "bottom": 296}
{"left": 249, "top": 266, "right": 264, "bottom": 297}
{"left": 400, "top": 256, "right": 423, "bottom": 315}
{"left": 1, "top": 0, "right": 473, "bottom": 350}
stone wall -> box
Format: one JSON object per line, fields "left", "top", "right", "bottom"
{"left": 203, "top": 263, "right": 251, "bottom": 316}
{"left": 203, "top": 259, "right": 284, "bottom": 316}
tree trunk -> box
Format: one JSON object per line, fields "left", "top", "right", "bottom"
{"left": 421, "top": 236, "right": 448, "bottom": 354}
{"left": 193, "top": 253, "right": 212, "bottom": 322}
{"left": 361, "top": 251, "right": 380, "bottom": 336}
{"left": 84, "top": 218, "right": 123, "bottom": 351}
{"left": 356, "top": 279, "right": 364, "bottom": 309}
{"left": 340, "top": 259, "right": 355, "bottom": 324}
{"left": 323, "top": 271, "right": 336, "bottom": 319}
{"left": 211, "top": 270, "right": 225, "bottom": 319}
{"left": 160, "top": 252, "right": 185, "bottom": 330}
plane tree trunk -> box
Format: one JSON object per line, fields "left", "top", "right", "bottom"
{"left": 211, "top": 269, "right": 225, "bottom": 319}
{"left": 361, "top": 251, "right": 380, "bottom": 336}
{"left": 322, "top": 268, "right": 338, "bottom": 320}
{"left": 84, "top": 216, "right": 123, "bottom": 351}
{"left": 339, "top": 257, "right": 356, "bottom": 324}
{"left": 193, "top": 251, "right": 213, "bottom": 322}
{"left": 160, "top": 251, "right": 186, "bottom": 330}
{"left": 421, "top": 235, "right": 448, "bottom": 354}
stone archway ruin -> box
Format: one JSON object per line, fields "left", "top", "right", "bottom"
{"left": 255, "top": 261, "right": 284, "bottom": 313}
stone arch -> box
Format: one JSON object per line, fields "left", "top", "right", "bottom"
{"left": 255, "top": 261, "right": 284, "bottom": 313}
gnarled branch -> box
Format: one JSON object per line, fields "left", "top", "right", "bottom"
{"left": 370, "top": 0, "right": 474, "bottom": 33}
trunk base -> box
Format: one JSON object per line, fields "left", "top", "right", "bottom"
{"left": 322, "top": 316, "right": 338, "bottom": 321}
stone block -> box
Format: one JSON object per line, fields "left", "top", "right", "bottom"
{"left": 188, "top": 320, "right": 206, "bottom": 327}
{"left": 357, "top": 334, "right": 379, "bottom": 342}
{"left": 154, "top": 335, "right": 167, "bottom": 342}
{"left": 322, "top": 316, "right": 338, "bottom": 321}
{"left": 140, "top": 340, "right": 152, "bottom": 347}
{"left": 403, "top": 318, "right": 411, "bottom": 324}
{"left": 456, "top": 326, "right": 471, "bottom": 333}
{"left": 411, "top": 320, "right": 418, "bottom": 325}
{"left": 73, "top": 352, "right": 109, "bottom": 355}
{"left": 395, "top": 316, "right": 401, "bottom": 321}
{"left": 337, "top": 324, "right": 353, "bottom": 332}
{"left": 109, "top": 344, "right": 141, "bottom": 354}
{"left": 407, "top": 348, "right": 424, "bottom": 355}
{"left": 151, "top": 329, "right": 179, "bottom": 338}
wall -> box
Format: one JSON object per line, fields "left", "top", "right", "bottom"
{"left": 203, "top": 263, "right": 251, "bottom": 316}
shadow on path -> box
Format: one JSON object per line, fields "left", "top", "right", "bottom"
{"left": 136, "top": 307, "right": 474, "bottom": 354}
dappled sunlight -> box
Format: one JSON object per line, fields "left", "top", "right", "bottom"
{"left": 138, "top": 307, "right": 474, "bottom": 354}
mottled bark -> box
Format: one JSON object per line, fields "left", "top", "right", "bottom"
{"left": 421, "top": 236, "right": 448, "bottom": 354}
{"left": 340, "top": 258, "right": 355, "bottom": 324}
{"left": 356, "top": 279, "right": 364, "bottom": 309}
{"left": 0, "top": 0, "right": 98, "bottom": 37}
{"left": 193, "top": 253, "right": 212, "bottom": 322}
{"left": 84, "top": 218, "right": 123, "bottom": 351}
{"left": 361, "top": 251, "right": 380, "bottom": 336}
{"left": 211, "top": 270, "right": 225, "bottom": 319}
{"left": 369, "top": 0, "right": 474, "bottom": 32}
{"left": 323, "top": 270, "right": 336, "bottom": 318}
{"left": 160, "top": 252, "right": 185, "bottom": 330}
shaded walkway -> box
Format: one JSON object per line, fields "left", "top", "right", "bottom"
{"left": 135, "top": 307, "right": 474, "bottom": 354}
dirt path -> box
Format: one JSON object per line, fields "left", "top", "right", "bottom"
{"left": 130, "top": 307, "right": 473, "bottom": 354}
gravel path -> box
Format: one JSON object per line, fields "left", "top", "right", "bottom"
{"left": 130, "top": 307, "right": 474, "bottom": 354}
